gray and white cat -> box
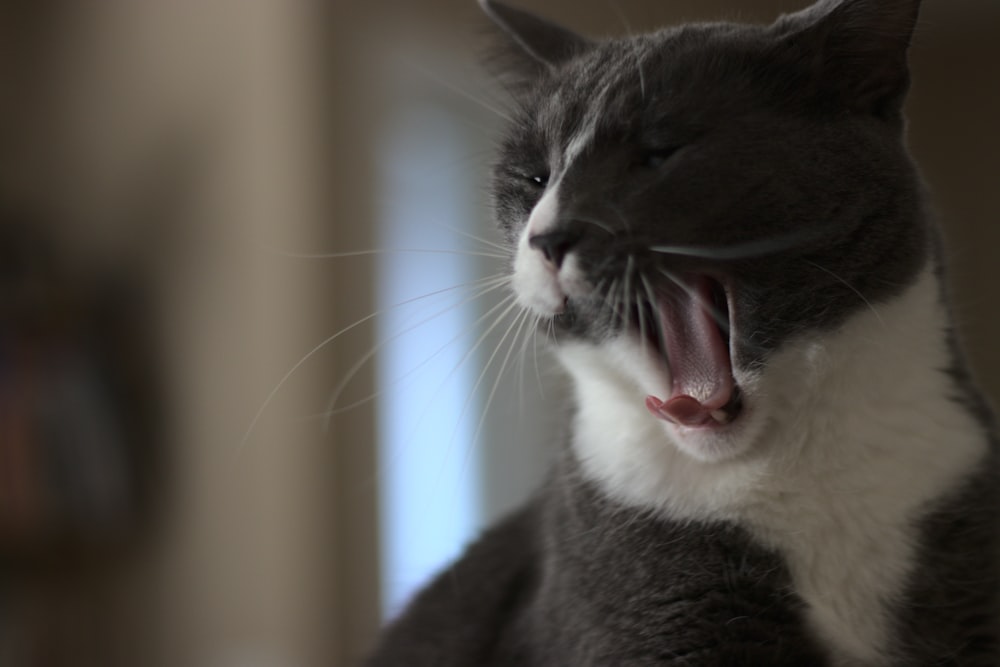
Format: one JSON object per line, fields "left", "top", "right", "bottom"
{"left": 367, "top": 0, "right": 1000, "bottom": 664}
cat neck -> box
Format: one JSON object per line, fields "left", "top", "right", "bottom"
{"left": 555, "top": 261, "right": 991, "bottom": 664}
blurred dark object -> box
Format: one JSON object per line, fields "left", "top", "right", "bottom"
{"left": 0, "top": 200, "right": 164, "bottom": 667}
{"left": 0, "top": 207, "right": 161, "bottom": 557}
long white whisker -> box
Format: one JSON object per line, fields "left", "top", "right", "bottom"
{"left": 531, "top": 313, "right": 547, "bottom": 400}
{"left": 602, "top": 200, "right": 633, "bottom": 234}
{"left": 636, "top": 51, "right": 647, "bottom": 103}
{"left": 636, "top": 270, "right": 648, "bottom": 354}
{"left": 640, "top": 273, "right": 665, "bottom": 357}
{"left": 432, "top": 302, "right": 527, "bottom": 494}
{"left": 657, "top": 268, "right": 729, "bottom": 331}
{"left": 435, "top": 306, "right": 533, "bottom": 527}
{"left": 375, "top": 293, "right": 522, "bottom": 522}
{"left": 471, "top": 307, "right": 532, "bottom": 449}
{"left": 623, "top": 255, "right": 636, "bottom": 333}
{"left": 804, "top": 259, "right": 886, "bottom": 329}
{"left": 402, "top": 61, "right": 515, "bottom": 124}
{"left": 241, "top": 276, "right": 505, "bottom": 448}
{"left": 317, "top": 291, "right": 519, "bottom": 422}
{"left": 460, "top": 301, "right": 525, "bottom": 422}
{"left": 650, "top": 229, "right": 824, "bottom": 261}
{"left": 606, "top": 3, "right": 646, "bottom": 101}
{"left": 441, "top": 223, "right": 512, "bottom": 254}
{"left": 514, "top": 309, "right": 541, "bottom": 418}
{"left": 262, "top": 246, "right": 508, "bottom": 261}
{"left": 574, "top": 215, "right": 616, "bottom": 236}
{"left": 606, "top": 277, "right": 623, "bottom": 329}
{"left": 593, "top": 277, "right": 612, "bottom": 330}
{"left": 319, "top": 276, "right": 512, "bottom": 429}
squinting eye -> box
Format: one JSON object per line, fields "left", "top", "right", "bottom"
{"left": 639, "top": 146, "right": 682, "bottom": 169}
{"left": 529, "top": 174, "right": 548, "bottom": 188}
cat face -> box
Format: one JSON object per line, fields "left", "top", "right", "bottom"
{"left": 485, "top": 0, "right": 928, "bottom": 461}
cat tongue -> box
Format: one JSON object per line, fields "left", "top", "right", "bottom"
{"left": 644, "top": 277, "right": 734, "bottom": 428}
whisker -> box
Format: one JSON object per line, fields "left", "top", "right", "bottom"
{"left": 461, "top": 301, "right": 526, "bottom": 420}
{"left": 650, "top": 229, "right": 825, "bottom": 261}
{"left": 531, "top": 313, "right": 547, "bottom": 400}
{"left": 657, "top": 267, "right": 729, "bottom": 333}
{"left": 605, "top": 2, "right": 647, "bottom": 101}
{"left": 402, "top": 61, "right": 515, "bottom": 124}
{"left": 514, "top": 308, "right": 536, "bottom": 419}
{"left": 804, "top": 259, "right": 886, "bottom": 329}
{"left": 421, "top": 294, "right": 518, "bottom": 508}
{"left": 240, "top": 275, "right": 506, "bottom": 448}
{"left": 432, "top": 301, "right": 527, "bottom": 492}
{"left": 598, "top": 200, "right": 635, "bottom": 235}
{"left": 573, "top": 214, "right": 616, "bottom": 236}
{"left": 440, "top": 223, "right": 513, "bottom": 254}
{"left": 615, "top": 277, "right": 628, "bottom": 331}
{"left": 312, "top": 297, "right": 513, "bottom": 418}
{"left": 433, "top": 305, "right": 531, "bottom": 519}
{"left": 635, "top": 49, "right": 647, "bottom": 102}
{"left": 318, "top": 275, "right": 512, "bottom": 428}
{"left": 470, "top": 307, "right": 533, "bottom": 450}
{"left": 590, "top": 276, "right": 609, "bottom": 326}
{"left": 606, "top": 277, "right": 623, "bottom": 330}
{"left": 636, "top": 270, "right": 648, "bottom": 353}
{"left": 623, "top": 255, "right": 636, "bottom": 333}
{"left": 318, "top": 291, "right": 519, "bottom": 422}
{"left": 262, "top": 246, "right": 508, "bottom": 261}
{"left": 640, "top": 273, "right": 667, "bottom": 358}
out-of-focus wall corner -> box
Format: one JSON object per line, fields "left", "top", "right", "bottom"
{"left": 2, "top": 0, "right": 352, "bottom": 665}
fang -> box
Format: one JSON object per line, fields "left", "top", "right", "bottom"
{"left": 711, "top": 409, "right": 731, "bottom": 424}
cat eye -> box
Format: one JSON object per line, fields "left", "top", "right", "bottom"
{"left": 510, "top": 166, "right": 549, "bottom": 189}
{"left": 638, "top": 146, "right": 682, "bottom": 169}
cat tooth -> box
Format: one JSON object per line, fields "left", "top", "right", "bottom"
{"left": 710, "top": 409, "right": 731, "bottom": 424}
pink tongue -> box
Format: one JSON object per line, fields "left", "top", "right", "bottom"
{"left": 644, "top": 276, "right": 734, "bottom": 428}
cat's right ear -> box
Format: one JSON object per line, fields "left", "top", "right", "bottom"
{"left": 773, "top": 0, "right": 922, "bottom": 118}
{"left": 479, "top": 0, "right": 591, "bottom": 76}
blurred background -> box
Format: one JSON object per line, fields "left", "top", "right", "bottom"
{"left": 0, "top": 0, "right": 997, "bottom": 665}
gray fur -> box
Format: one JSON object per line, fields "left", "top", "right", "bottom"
{"left": 369, "top": 452, "right": 828, "bottom": 666}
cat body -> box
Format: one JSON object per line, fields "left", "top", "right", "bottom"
{"left": 367, "top": 0, "right": 1000, "bottom": 664}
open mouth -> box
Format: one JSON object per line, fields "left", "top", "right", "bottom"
{"left": 633, "top": 275, "right": 743, "bottom": 429}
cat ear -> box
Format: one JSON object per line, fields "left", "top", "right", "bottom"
{"left": 775, "top": 0, "right": 922, "bottom": 116}
{"left": 479, "top": 0, "right": 592, "bottom": 69}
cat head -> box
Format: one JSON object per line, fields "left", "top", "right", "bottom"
{"left": 482, "top": 0, "right": 929, "bottom": 461}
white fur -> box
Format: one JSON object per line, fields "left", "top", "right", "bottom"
{"left": 513, "top": 186, "right": 565, "bottom": 314}
{"left": 560, "top": 80, "right": 607, "bottom": 168}
{"left": 512, "top": 178, "right": 593, "bottom": 317}
{"left": 557, "top": 268, "right": 988, "bottom": 666}
{"left": 564, "top": 126, "right": 594, "bottom": 168}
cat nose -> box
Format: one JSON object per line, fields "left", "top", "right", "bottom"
{"left": 529, "top": 228, "right": 582, "bottom": 269}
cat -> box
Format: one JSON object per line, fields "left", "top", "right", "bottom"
{"left": 366, "top": 0, "right": 1000, "bottom": 664}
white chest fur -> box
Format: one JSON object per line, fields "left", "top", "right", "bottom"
{"left": 558, "top": 268, "right": 988, "bottom": 665}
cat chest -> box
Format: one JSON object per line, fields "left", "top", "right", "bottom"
{"left": 532, "top": 484, "right": 830, "bottom": 664}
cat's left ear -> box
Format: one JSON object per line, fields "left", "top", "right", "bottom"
{"left": 775, "top": 0, "right": 922, "bottom": 117}
{"left": 479, "top": 0, "right": 592, "bottom": 70}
